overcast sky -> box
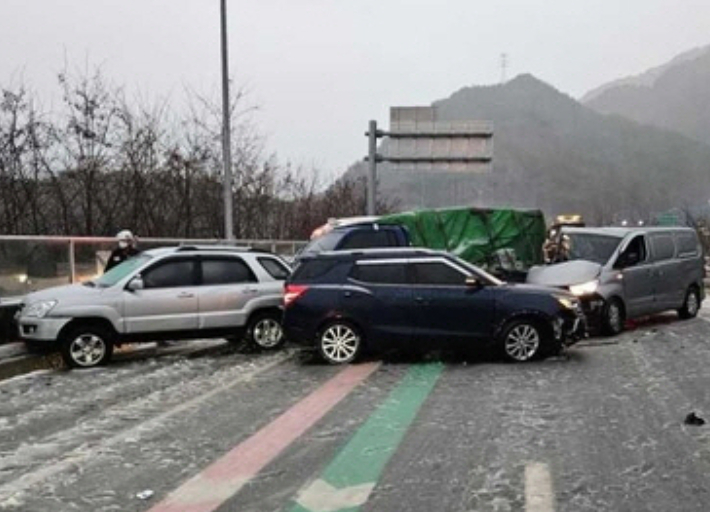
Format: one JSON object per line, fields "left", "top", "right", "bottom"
{"left": 2, "top": 1, "right": 710, "bottom": 180}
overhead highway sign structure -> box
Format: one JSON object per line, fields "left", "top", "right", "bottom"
{"left": 365, "top": 106, "right": 493, "bottom": 215}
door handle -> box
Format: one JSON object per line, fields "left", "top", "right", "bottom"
{"left": 415, "top": 296, "right": 425, "bottom": 303}
{"left": 177, "top": 292, "right": 195, "bottom": 299}
{"left": 343, "top": 291, "right": 353, "bottom": 298}
{"left": 243, "top": 287, "right": 259, "bottom": 294}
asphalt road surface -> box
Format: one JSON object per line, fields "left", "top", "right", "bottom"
{"left": 2, "top": 309, "right": 710, "bottom": 512}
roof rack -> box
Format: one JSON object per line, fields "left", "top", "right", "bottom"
{"left": 176, "top": 245, "right": 252, "bottom": 252}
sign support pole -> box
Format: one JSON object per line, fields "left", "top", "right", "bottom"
{"left": 367, "top": 120, "right": 377, "bottom": 216}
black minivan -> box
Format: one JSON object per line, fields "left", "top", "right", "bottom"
{"left": 283, "top": 248, "right": 585, "bottom": 364}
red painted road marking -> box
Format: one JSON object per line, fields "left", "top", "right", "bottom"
{"left": 147, "top": 362, "right": 380, "bottom": 512}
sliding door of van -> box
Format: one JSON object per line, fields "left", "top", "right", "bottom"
{"left": 618, "top": 235, "right": 654, "bottom": 317}
{"left": 649, "top": 232, "right": 680, "bottom": 310}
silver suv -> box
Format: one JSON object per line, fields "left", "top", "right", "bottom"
{"left": 17, "top": 246, "right": 291, "bottom": 368}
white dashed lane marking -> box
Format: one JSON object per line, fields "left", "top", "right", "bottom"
{"left": 525, "top": 462, "right": 555, "bottom": 512}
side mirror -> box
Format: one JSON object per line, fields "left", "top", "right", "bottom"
{"left": 465, "top": 276, "right": 482, "bottom": 288}
{"left": 127, "top": 277, "right": 144, "bottom": 291}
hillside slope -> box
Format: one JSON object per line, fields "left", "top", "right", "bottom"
{"left": 583, "top": 45, "right": 710, "bottom": 145}
{"left": 345, "top": 74, "right": 710, "bottom": 223}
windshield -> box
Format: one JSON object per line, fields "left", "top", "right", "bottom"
{"left": 94, "top": 254, "right": 152, "bottom": 288}
{"left": 300, "top": 231, "right": 346, "bottom": 255}
{"left": 565, "top": 233, "right": 622, "bottom": 265}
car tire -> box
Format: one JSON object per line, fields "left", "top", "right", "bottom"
{"left": 500, "top": 319, "right": 545, "bottom": 362}
{"left": 678, "top": 286, "right": 700, "bottom": 320}
{"left": 602, "top": 298, "right": 625, "bottom": 336}
{"left": 246, "top": 311, "right": 285, "bottom": 350}
{"left": 317, "top": 321, "right": 362, "bottom": 365}
{"left": 60, "top": 324, "right": 114, "bottom": 369}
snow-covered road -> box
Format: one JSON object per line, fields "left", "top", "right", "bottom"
{"left": 2, "top": 313, "right": 710, "bottom": 511}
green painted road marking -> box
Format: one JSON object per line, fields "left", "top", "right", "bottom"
{"left": 289, "top": 363, "right": 444, "bottom": 512}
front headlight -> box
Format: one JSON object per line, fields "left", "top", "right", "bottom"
{"left": 569, "top": 280, "right": 599, "bottom": 297}
{"left": 23, "top": 300, "right": 57, "bottom": 318}
{"left": 555, "top": 295, "right": 578, "bottom": 310}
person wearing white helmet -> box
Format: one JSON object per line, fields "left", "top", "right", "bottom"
{"left": 104, "top": 230, "right": 140, "bottom": 272}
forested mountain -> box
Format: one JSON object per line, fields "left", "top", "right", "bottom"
{"left": 345, "top": 74, "right": 710, "bottom": 224}
{"left": 583, "top": 45, "right": 710, "bottom": 146}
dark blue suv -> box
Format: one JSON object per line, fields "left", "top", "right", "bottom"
{"left": 296, "top": 221, "right": 410, "bottom": 262}
{"left": 283, "top": 249, "right": 585, "bottom": 364}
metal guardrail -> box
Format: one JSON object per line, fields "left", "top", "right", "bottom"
{"left": 0, "top": 235, "right": 307, "bottom": 298}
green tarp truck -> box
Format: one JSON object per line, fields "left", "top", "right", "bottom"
{"left": 379, "top": 206, "right": 546, "bottom": 275}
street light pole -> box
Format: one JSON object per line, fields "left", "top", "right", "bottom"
{"left": 220, "top": 0, "right": 234, "bottom": 240}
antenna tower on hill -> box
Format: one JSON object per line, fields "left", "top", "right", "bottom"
{"left": 500, "top": 53, "right": 508, "bottom": 84}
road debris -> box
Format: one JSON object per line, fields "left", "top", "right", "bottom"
{"left": 136, "top": 489, "right": 154, "bottom": 500}
{"left": 684, "top": 412, "right": 705, "bottom": 426}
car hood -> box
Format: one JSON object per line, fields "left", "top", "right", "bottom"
{"left": 23, "top": 283, "right": 111, "bottom": 305}
{"left": 526, "top": 260, "right": 602, "bottom": 287}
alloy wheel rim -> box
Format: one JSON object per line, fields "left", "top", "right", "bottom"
{"left": 321, "top": 325, "right": 359, "bottom": 363}
{"left": 687, "top": 292, "right": 699, "bottom": 315}
{"left": 253, "top": 319, "right": 283, "bottom": 348}
{"left": 505, "top": 324, "right": 540, "bottom": 361}
{"left": 69, "top": 334, "right": 106, "bottom": 367}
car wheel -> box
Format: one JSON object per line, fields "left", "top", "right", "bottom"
{"left": 501, "top": 320, "right": 544, "bottom": 362}
{"left": 318, "top": 321, "right": 362, "bottom": 365}
{"left": 678, "top": 287, "right": 700, "bottom": 319}
{"left": 246, "top": 312, "right": 285, "bottom": 350}
{"left": 602, "top": 298, "right": 625, "bottom": 336}
{"left": 60, "top": 325, "right": 114, "bottom": 369}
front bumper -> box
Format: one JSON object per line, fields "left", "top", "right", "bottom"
{"left": 555, "top": 307, "right": 587, "bottom": 346}
{"left": 577, "top": 294, "right": 607, "bottom": 331}
{"left": 17, "top": 316, "right": 71, "bottom": 342}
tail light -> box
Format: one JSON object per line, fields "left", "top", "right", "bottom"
{"left": 284, "top": 284, "right": 309, "bottom": 307}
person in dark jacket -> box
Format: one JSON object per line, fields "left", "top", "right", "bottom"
{"left": 104, "top": 230, "right": 140, "bottom": 272}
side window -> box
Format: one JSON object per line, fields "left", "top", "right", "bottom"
{"left": 412, "top": 262, "right": 467, "bottom": 286}
{"left": 258, "top": 257, "right": 291, "bottom": 280}
{"left": 143, "top": 259, "right": 195, "bottom": 289}
{"left": 650, "top": 234, "right": 675, "bottom": 261}
{"left": 618, "top": 235, "right": 647, "bottom": 268}
{"left": 340, "top": 230, "right": 394, "bottom": 250}
{"left": 351, "top": 262, "right": 407, "bottom": 284}
{"left": 386, "top": 229, "right": 403, "bottom": 246}
{"left": 676, "top": 232, "right": 700, "bottom": 258}
{"left": 291, "top": 259, "right": 340, "bottom": 280}
{"left": 201, "top": 258, "right": 256, "bottom": 285}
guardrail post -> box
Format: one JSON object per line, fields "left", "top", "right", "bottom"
{"left": 68, "top": 239, "right": 76, "bottom": 284}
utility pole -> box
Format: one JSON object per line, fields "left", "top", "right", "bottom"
{"left": 367, "top": 120, "right": 378, "bottom": 216}
{"left": 220, "top": 0, "right": 234, "bottom": 240}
